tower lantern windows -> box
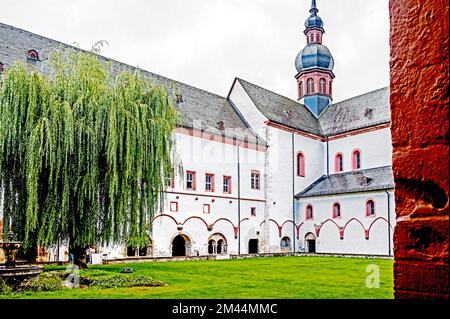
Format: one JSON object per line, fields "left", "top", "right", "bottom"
{"left": 307, "top": 78, "right": 314, "bottom": 94}
{"left": 319, "top": 78, "right": 327, "bottom": 94}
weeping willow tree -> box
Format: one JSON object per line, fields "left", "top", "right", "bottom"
{"left": 0, "top": 48, "right": 178, "bottom": 257}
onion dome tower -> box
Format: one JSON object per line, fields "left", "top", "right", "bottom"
{"left": 295, "top": 0, "right": 335, "bottom": 117}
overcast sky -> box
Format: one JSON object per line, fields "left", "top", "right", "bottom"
{"left": 0, "top": 0, "right": 389, "bottom": 103}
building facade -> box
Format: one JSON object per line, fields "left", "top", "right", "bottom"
{"left": 0, "top": 0, "right": 395, "bottom": 263}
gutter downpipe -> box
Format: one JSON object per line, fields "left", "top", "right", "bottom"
{"left": 385, "top": 190, "right": 392, "bottom": 256}
{"left": 292, "top": 132, "right": 296, "bottom": 253}
{"left": 237, "top": 140, "right": 241, "bottom": 256}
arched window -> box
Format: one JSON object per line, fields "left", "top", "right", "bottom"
{"left": 352, "top": 150, "right": 362, "bottom": 170}
{"left": 329, "top": 82, "right": 332, "bottom": 96}
{"left": 27, "top": 49, "right": 39, "bottom": 61}
{"left": 333, "top": 203, "right": 341, "bottom": 218}
{"left": 306, "top": 205, "right": 313, "bottom": 220}
{"left": 299, "top": 81, "right": 303, "bottom": 97}
{"left": 366, "top": 200, "right": 375, "bottom": 216}
{"left": 307, "top": 78, "right": 314, "bottom": 94}
{"left": 316, "top": 33, "right": 320, "bottom": 43}
{"left": 280, "top": 237, "right": 291, "bottom": 250}
{"left": 335, "top": 153, "right": 343, "bottom": 172}
{"left": 297, "top": 152, "right": 305, "bottom": 177}
{"left": 319, "top": 78, "right": 327, "bottom": 94}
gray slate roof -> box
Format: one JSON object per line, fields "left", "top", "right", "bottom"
{"left": 0, "top": 22, "right": 261, "bottom": 144}
{"left": 319, "top": 87, "right": 391, "bottom": 136}
{"left": 236, "top": 78, "right": 323, "bottom": 135}
{"left": 295, "top": 166, "right": 394, "bottom": 198}
{"left": 0, "top": 22, "right": 390, "bottom": 139}
{"left": 235, "top": 78, "right": 390, "bottom": 137}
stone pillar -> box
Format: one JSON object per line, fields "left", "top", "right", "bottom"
{"left": 390, "top": 0, "right": 449, "bottom": 299}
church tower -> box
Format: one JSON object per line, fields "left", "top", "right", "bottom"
{"left": 295, "top": 0, "right": 335, "bottom": 117}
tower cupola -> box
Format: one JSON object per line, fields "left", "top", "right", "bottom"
{"left": 295, "top": 0, "right": 335, "bottom": 117}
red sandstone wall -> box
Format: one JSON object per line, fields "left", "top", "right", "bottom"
{"left": 390, "top": 0, "right": 449, "bottom": 299}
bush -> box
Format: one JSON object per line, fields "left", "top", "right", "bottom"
{"left": 19, "top": 272, "right": 62, "bottom": 292}
{"left": 0, "top": 278, "right": 13, "bottom": 296}
{"left": 80, "top": 271, "right": 165, "bottom": 289}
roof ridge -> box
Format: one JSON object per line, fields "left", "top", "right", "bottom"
{"left": 0, "top": 22, "right": 227, "bottom": 101}
{"left": 236, "top": 77, "right": 322, "bottom": 125}
{"left": 329, "top": 86, "right": 389, "bottom": 107}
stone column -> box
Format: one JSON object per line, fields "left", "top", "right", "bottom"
{"left": 390, "top": 0, "right": 449, "bottom": 299}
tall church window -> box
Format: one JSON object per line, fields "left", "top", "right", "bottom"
{"left": 319, "top": 78, "right": 327, "bottom": 94}
{"left": 333, "top": 203, "right": 341, "bottom": 218}
{"left": 335, "top": 153, "right": 343, "bottom": 172}
{"left": 306, "top": 205, "right": 313, "bottom": 220}
{"left": 297, "top": 152, "right": 305, "bottom": 177}
{"left": 352, "top": 149, "right": 362, "bottom": 170}
{"left": 307, "top": 78, "right": 314, "bottom": 94}
{"left": 366, "top": 200, "right": 375, "bottom": 216}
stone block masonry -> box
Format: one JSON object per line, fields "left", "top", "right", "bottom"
{"left": 390, "top": 0, "right": 449, "bottom": 299}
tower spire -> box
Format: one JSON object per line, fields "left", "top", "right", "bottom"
{"left": 310, "top": 0, "right": 318, "bottom": 14}
{"left": 294, "top": 0, "right": 335, "bottom": 117}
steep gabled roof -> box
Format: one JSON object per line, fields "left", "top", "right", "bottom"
{"left": 0, "top": 22, "right": 262, "bottom": 144}
{"left": 236, "top": 78, "right": 323, "bottom": 135}
{"left": 319, "top": 87, "right": 390, "bottom": 136}
{"left": 295, "top": 166, "right": 394, "bottom": 198}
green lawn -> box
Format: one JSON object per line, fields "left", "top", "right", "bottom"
{"left": 4, "top": 256, "right": 393, "bottom": 299}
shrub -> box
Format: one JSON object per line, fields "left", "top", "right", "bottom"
{"left": 19, "top": 272, "right": 62, "bottom": 292}
{"left": 0, "top": 278, "right": 13, "bottom": 296}
{"left": 80, "top": 272, "right": 165, "bottom": 289}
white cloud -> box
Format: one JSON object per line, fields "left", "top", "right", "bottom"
{"left": 0, "top": 0, "right": 389, "bottom": 103}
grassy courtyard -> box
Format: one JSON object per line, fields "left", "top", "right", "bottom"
{"left": 4, "top": 256, "right": 393, "bottom": 299}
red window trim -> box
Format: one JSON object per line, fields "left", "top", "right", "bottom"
{"left": 332, "top": 202, "right": 341, "bottom": 219}
{"left": 297, "top": 152, "right": 306, "bottom": 177}
{"left": 223, "top": 175, "right": 232, "bottom": 194}
{"left": 205, "top": 173, "right": 215, "bottom": 192}
{"left": 305, "top": 204, "right": 314, "bottom": 220}
{"left": 170, "top": 201, "right": 178, "bottom": 213}
{"left": 251, "top": 170, "right": 261, "bottom": 190}
{"left": 203, "top": 204, "right": 211, "bottom": 214}
{"left": 352, "top": 149, "right": 362, "bottom": 170}
{"left": 334, "top": 153, "right": 344, "bottom": 173}
{"left": 365, "top": 199, "right": 376, "bottom": 217}
{"left": 186, "top": 170, "right": 196, "bottom": 191}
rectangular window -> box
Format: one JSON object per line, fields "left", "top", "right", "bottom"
{"left": 223, "top": 176, "right": 232, "bottom": 194}
{"left": 205, "top": 173, "right": 215, "bottom": 192}
{"left": 203, "top": 204, "right": 210, "bottom": 214}
{"left": 186, "top": 171, "right": 196, "bottom": 191}
{"left": 165, "top": 171, "right": 174, "bottom": 188}
{"left": 170, "top": 202, "right": 178, "bottom": 212}
{"left": 251, "top": 170, "right": 260, "bottom": 190}
{"left": 251, "top": 207, "right": 256, "bottom": 217}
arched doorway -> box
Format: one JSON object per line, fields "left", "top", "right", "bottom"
{"left": 305, "top": 233, "right": 316, "bottom": 253}
{"left": 208, "top": 240, "right": 216, "bottom": 254}
{"left": 172, "top": 234, "right": 191, "bottom": 257}
{"left": 208, "top": 233, "right": 227, "bottom": 255}
{"left": 248, "top": 239, "right": 259, "bottom": 254}
{"left": 280, "top": 237, "right": 291, "bottom": 251}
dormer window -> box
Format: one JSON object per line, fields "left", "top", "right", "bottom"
{"left": 217, "top": 121, "right": 225, "bottom": 130}
{"left": 365, "top": 108, "right": 374, "bottom": 119}
{"left": 0, "top": 62, "right": 4, "bottom": 74}
{"left": 27, "top": 49, "right": 39, "bottom": 61}
{"left": 176, "top": 94, "right": 184, "bottom": 104}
